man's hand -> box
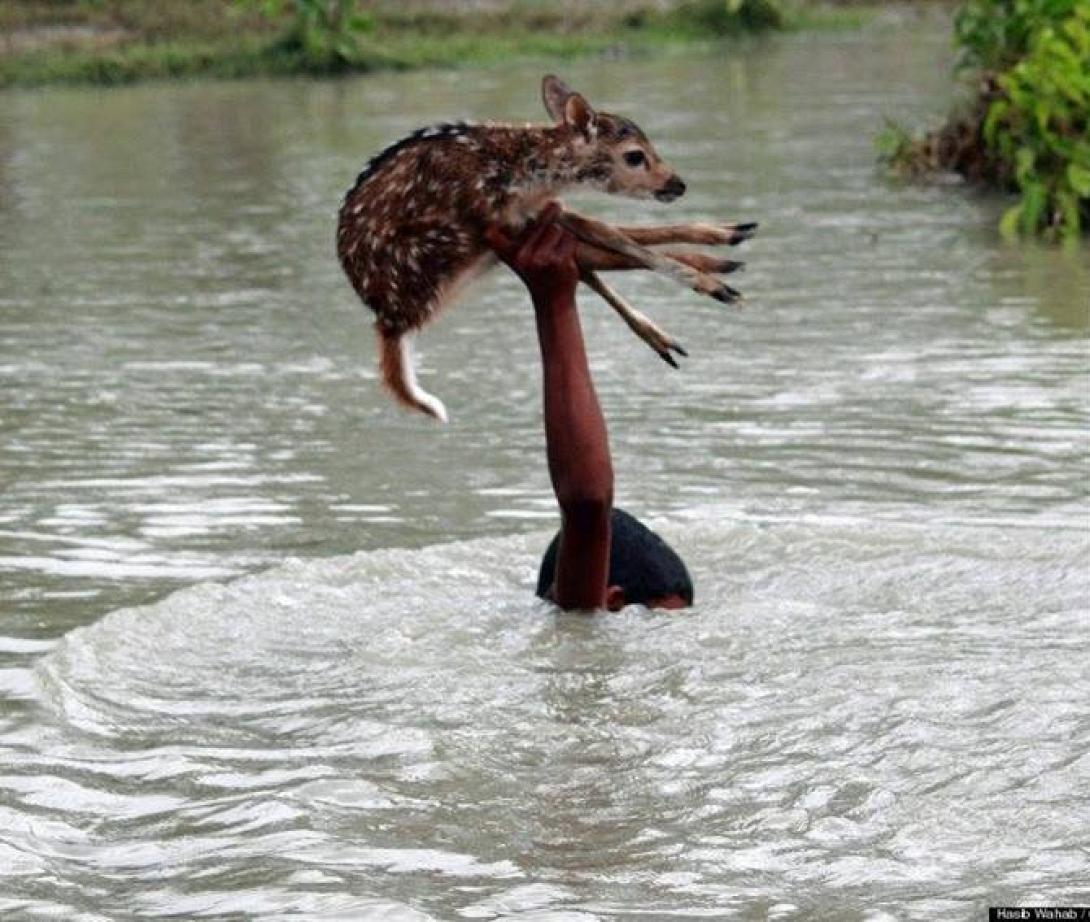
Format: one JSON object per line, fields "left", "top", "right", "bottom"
{"left": 484, "top": 202, "right": 579, "bottom": 307}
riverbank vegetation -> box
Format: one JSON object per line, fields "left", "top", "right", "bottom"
{"left": 0, "top": 0, "right": 869, "bottom": 89}
{"left": 880, "top": 0, "right": 1090, "bottom": 241}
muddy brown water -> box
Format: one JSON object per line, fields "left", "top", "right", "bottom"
{"left": 1, "top": 14, "right": 1088, "bottom": 920}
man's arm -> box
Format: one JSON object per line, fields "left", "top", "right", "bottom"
{"left": 486, "top": 208, "right": 613, "bottom": 610}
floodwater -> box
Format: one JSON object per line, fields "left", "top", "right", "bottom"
{"left": 1, "top": 12, "right": 1088, "bottom": 920}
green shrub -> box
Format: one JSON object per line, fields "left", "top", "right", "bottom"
{"left": 236, "top": 0, "right": 374, "bottom": 68}
{"left": 882, "top": 0, "right": 1090, "bottom": 241}
{"left": 667, "top": 0, "right": 784, "bottom": 36}
{"left": 954, "top": 0, "right": 1080, "bottom": 70}
{"left": 983, "top": 3, "right": 1090, "bottom": 239}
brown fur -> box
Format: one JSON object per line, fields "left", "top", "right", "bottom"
{"left": 336, "top": 75, "right": 752, "bottom": 420}
{"left": 338, "top": 122, "right": 576, "bottom": 339}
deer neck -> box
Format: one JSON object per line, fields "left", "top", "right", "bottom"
{"left": 510, "top": 125, "right": 582, "bottom": 193}
{"left": 486, "top": 125, "right": 586, "bottom": 227}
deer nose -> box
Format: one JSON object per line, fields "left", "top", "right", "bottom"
{"left": 655, "top": 175, "right": 687, "bottom": 202}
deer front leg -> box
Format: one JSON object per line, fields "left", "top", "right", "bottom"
{"left": 576, "top": 241, "right": 744, "bottom": 275}
{"left": 614, "top": 221, "right": 758, "bottom": 247}
{"left": 580, "top": 269, "right": 688, "bottom": 369}
{"left": 558, "top": 210, "right": 743, "bottom": 305}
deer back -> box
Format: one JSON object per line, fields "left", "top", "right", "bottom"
{"left": 337, "top": 122, "right": 576, "bottom": 334}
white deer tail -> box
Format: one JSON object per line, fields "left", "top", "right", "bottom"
{"left": 378, "top": 330, "right": 449, "bottom": 423}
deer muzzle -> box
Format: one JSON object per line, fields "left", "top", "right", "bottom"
{"left": 654, "top": 175, "right": 687, "bottom": 203}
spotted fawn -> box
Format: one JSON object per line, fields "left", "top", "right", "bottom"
{"left": 337, "top": 75, "right": 756, "bottom": 422}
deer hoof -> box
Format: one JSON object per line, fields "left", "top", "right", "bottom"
{"left": 727, "top": 222, "right": 759, "bottom": 245}
{"left": 711, "top": 283, "right": 742, "bottom": 304}
{"left": 656, "top": 340, "right": 687, "bottom": 368}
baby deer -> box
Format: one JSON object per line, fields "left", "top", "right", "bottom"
{"left": 337, "top": 74, "right": 756, "bottom": 422}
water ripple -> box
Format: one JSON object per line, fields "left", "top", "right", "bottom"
{"left": 0, "top": 520, "right": 1078, "bottom": 915}
{"left": 1, "top": 23, "right": 1088, "bottom": 919}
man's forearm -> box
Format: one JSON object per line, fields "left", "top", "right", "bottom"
{"left": 533, "top": 289, "right": 614, "bottom": 511}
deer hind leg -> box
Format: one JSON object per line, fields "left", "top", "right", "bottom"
{"left": 558, "top": 210, "right": 743, "bottom": 305}
{"left": 580, "top": 270, "right": 688, "bottom": 369}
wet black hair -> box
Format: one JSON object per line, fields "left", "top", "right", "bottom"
{"left": 535, "top": 507, "right": 694, "bottom": 606}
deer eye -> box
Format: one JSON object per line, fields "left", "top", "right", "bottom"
{"left": 623, "top": 150, "right": 647, "bottom": 168}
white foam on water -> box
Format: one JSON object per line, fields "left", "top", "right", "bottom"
{"left": 19, "top": 512, "right": 1090, "bottom": 918}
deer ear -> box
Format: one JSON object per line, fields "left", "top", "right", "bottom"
{"left": 541, "top": 74, "right": 574, "bottom": 122}
{"left": 563, "top": 93, "right": 597, "bottom": 138}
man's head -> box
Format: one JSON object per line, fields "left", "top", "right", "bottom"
{"left": 536, "top": 508, "right": 694, "bottom": 611}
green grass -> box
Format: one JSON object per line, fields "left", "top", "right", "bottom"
{"left": 0, "top": 1, "right": 883, "bottom": 88}
{"left": 0, "top": 32, "right": 648, "bottom": 87}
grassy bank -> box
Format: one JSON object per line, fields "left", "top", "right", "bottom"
{"left": 0, "top": 0, "right": 871, "bottom": 88}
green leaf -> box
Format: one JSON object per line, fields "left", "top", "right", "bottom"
{"left": 348, "top": 13, "right": 375, "bottom": 34}
{"left": 1068, "top": 162, "right": 1090, "bottom": 195}
{"left": 1016, "top": 145, "right": 1037, "bottom": 179}
{"left": 1000, "top": 203, "right": 1023, "bottom": 238}
{"left": 1056, "top": 188, "right": 1081, "bottom": 238}
{"left": 1021, "top": 181, "right": 1048, "bottom": 232}
{"left": 984, "top": 99, "right": 1012, "bottom": 145}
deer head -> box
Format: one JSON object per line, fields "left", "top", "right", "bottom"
{"left": 542, "top": 75, "right": 686, "bottom": 203}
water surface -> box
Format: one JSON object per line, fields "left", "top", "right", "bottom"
{"left": 1, "top": 13, "right": 1088, "bottom": 920}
